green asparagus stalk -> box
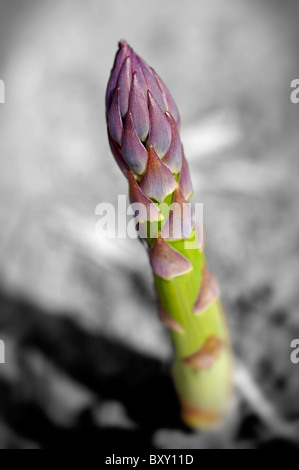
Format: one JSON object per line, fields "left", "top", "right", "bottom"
{"left": 106, "top": 41, "right": 233, "bottom": 429}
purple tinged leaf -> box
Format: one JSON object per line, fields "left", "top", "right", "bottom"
{"left": 162, "top": 112, "right": 183, "bottom": 173}
{"left": 119, "top": 39, "right": 130, "bottom": 49}
{"left": 161, "top": 188, "right": 194, "bottom": 240}
{"left": 122, "top": 111, "right": 148, "bottom": 175}
{"left": 131, "top": 53, "right": 148, "bottom": 97}
{"left": 150, "top": 237, "right": 193, "bottom": 280}
{"left": 117, "top": 56, "right": 132, "bottom": 117}
{"left": 107, "top": 130, "right": 129, "bottom": 177}
{"left": 128, "top": 171, "right": 163, "bottom": 223}
{"left": 106, "top": 42, "right": 129, "bottom": 111}
{"left": 160, "top": 304, "right": 184, "bottom": 333}
{"left": 182, "top": 336, "right": 225, "bottom": 371}
{"left": 179, "top": 151, "right": 193, "bottom": 201}
{"left": 152, "top": 70, "right": 181, "bottom": 128}
{"left": 194, "top": 267, "right": 220, "bottom": 315}
{"left": 107, "top": 88, "right": 123, "bottom": 145}
{"left": 129, "top": 73, "right": 150, "bottom": 142}
{"left": 138, "top": 58, "right": 166, "bottom": 112}
{"left": 139, "top": 146, "right": 177, "bottom": 203}
{"left": 147, "top": 92, "right": 171, "bottom": 158}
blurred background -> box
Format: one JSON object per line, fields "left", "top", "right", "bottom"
{"left": 0, "top": 0, "right": 298, "bottom": 449}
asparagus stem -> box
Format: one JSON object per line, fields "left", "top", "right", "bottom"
{"left": 106, "top": 40, "right": 233, "bottom": 429}
{"left": 148, "top": 194, "right": 232, "bottom": 427}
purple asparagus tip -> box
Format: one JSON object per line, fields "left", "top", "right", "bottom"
{"left": 106, "top": 41, "right": 181, "bottom": 184}
{"left": 106, "top": 41, "right": 195, "bottom": 251}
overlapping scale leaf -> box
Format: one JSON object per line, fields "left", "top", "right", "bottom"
{"left": 122, "top": 111, "right": 148, "bottom": 175}
{"left": 117, "top": 56, "right": 132, "bottom": 117}
{"left": 128, "top": 171, "right": 163, "bottom": 223}
{"left": 150, "top": 237, "right": 193, "bottom": 280}
{"left": 152, "top": 69, "right": 181, "bottom": 127}
{"left": 162, "top": 112, "right": 183, "bottom": 173}
{"left": 161, "top": 188, "right": 194, "bottom": 240}
{"left": 129, "top": 73, "right": 149, "bottom": 142}
{"left": 106, "top": 41, "right": 129, "bottom": 110}
{"left": 139, "top": 146, "right": 177, "bottom": 203}
{"left": 147, "top": 92, "right": 171, "bottom": 158}
{"left": 107, "top": 88, "right": 123, "bottom": 144}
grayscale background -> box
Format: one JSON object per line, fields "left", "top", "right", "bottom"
{"left": 0, "top": 0, "right": 298, "bottom": 449}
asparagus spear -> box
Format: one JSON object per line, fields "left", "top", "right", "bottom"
{"left": 106, "top": 41, "right": 233, "bottom": 429}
